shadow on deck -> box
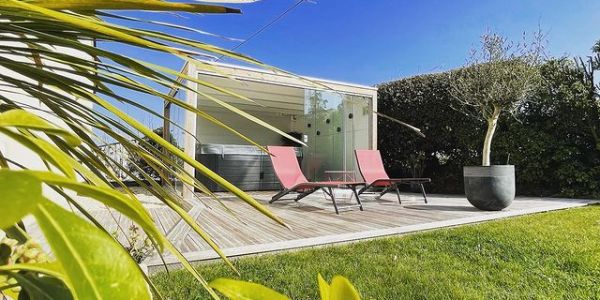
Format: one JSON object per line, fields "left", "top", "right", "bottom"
{"left": 76, "top": 190, "right": 595, "bottom": 272}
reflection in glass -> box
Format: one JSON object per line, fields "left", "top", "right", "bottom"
{"left": 303, "top": 90, "right": 370, "bottom": 180}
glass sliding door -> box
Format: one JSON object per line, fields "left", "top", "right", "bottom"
{"left": 303, "top": 90, "right": 344, "bottom": 180}
{"left": 303, "top": 90, "right": 371, "bottom": 181}
{"left": 343, "top": 95, "right": 371, "bottom": 176}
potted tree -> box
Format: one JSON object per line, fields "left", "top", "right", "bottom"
{"left": 450, "top": 31, "right": 545, "bottom": 210}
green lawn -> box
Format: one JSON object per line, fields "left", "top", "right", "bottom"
{"left": 152, "top": 205, "right": 600, "bottom": 299}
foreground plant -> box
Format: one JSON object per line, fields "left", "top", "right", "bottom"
{"left": 209, "top": 274, "right": 362, "bottom": 300}
{"left": 0, "top": 0, "right": 305, "bottom": 299}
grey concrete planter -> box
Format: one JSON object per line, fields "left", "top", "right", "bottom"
{"left": 463, "top": 165, "right": 515, "bottom": 211}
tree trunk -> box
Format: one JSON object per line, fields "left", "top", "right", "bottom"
{"left": 482, "top": 107, "right": 501, "bottom": 166}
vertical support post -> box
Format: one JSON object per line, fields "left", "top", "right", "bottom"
{"left": 162, "top": 105, "right": 171, "bottom": 147}
{"left": 162, "top": 100, "right": 171, "bottom": 187}
{"left": 182, "top": 62, "right": 197, "bottom": 201}
{"left": 370, "top": 90, "right": 378, "bottom": 150}
{"left": 164, "top": 63, "right": 188, "bottom": 188}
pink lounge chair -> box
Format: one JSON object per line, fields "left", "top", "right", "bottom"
{"left": 355, "top": 149, "right": 431, "bottom": 204}
{"left": 268, "top": 146, "right": 364, "bottom": 214}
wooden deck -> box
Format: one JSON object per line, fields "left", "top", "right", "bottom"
{"left": 129, "top": 191, "right": 596, "bottom": 270}
{"left": 39, "top": 190, "right": 595, "bottom": 272}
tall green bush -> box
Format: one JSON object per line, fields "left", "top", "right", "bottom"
{"left": 378, "top": 72, "right": 481, "bottom": 194}
{"left": 378, "top": 58, "right": 600, "bottom": 198}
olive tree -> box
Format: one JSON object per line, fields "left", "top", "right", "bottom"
{"left": 450, "top": 31, "right": 545, "bottom": 166}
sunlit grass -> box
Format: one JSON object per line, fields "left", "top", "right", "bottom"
{"left": 152, "top": 205, "right": 600, "bottom": 299}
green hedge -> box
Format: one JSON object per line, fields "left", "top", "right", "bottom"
{"left": 377, "top": 59, "right": 600, "bottom": 198}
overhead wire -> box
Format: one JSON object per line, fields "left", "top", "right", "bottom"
{"left": 214, "top": 0, "right": 307, "bottom": 61}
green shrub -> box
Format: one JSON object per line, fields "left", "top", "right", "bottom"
{"left": 378, "top": 58, "right": 600, "bottom": 198}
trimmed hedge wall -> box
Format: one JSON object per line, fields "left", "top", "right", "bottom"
{"left": 377, "top": 59, "right": 600, "bottom": 198}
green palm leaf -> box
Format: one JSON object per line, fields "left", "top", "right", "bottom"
{"left": 1, "top": 0, "right": 241, "bottom": 13}
{"left": 35, "top": 200, "right": 152, "bottom": 299}
{"left": 0, "top": 1, "right": 320, "bottom": 298}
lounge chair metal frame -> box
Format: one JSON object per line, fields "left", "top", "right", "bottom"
{"left": 267, "top": 146, "right": 364, "bottom": 214}
{"left": 356, "top": 179, "right": 430, "bottom": 204}
{"left": 355, "top": 150, "right": 431, "bottom": 204}
{"left": 270, "top": 183, "right": 364, "bottom": 214}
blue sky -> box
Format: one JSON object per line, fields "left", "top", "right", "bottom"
{"left": 104, "top": 0, "right": 600, "bottom": 85}
{"left": 98, "top": 0, "right": 600, "bottom": 136}
{"left": 209, "top": 0, "right": 600, "bottom": 85}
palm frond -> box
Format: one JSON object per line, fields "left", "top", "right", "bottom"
{"left": 3, "top": 0, "right": 242, "bottom": 13}
{"left": 0, "top": 1, "right": 302, "bottom": 299}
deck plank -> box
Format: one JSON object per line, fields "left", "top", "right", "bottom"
{"left": 41, "top": 191, "right": 595, "bottom": 270}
